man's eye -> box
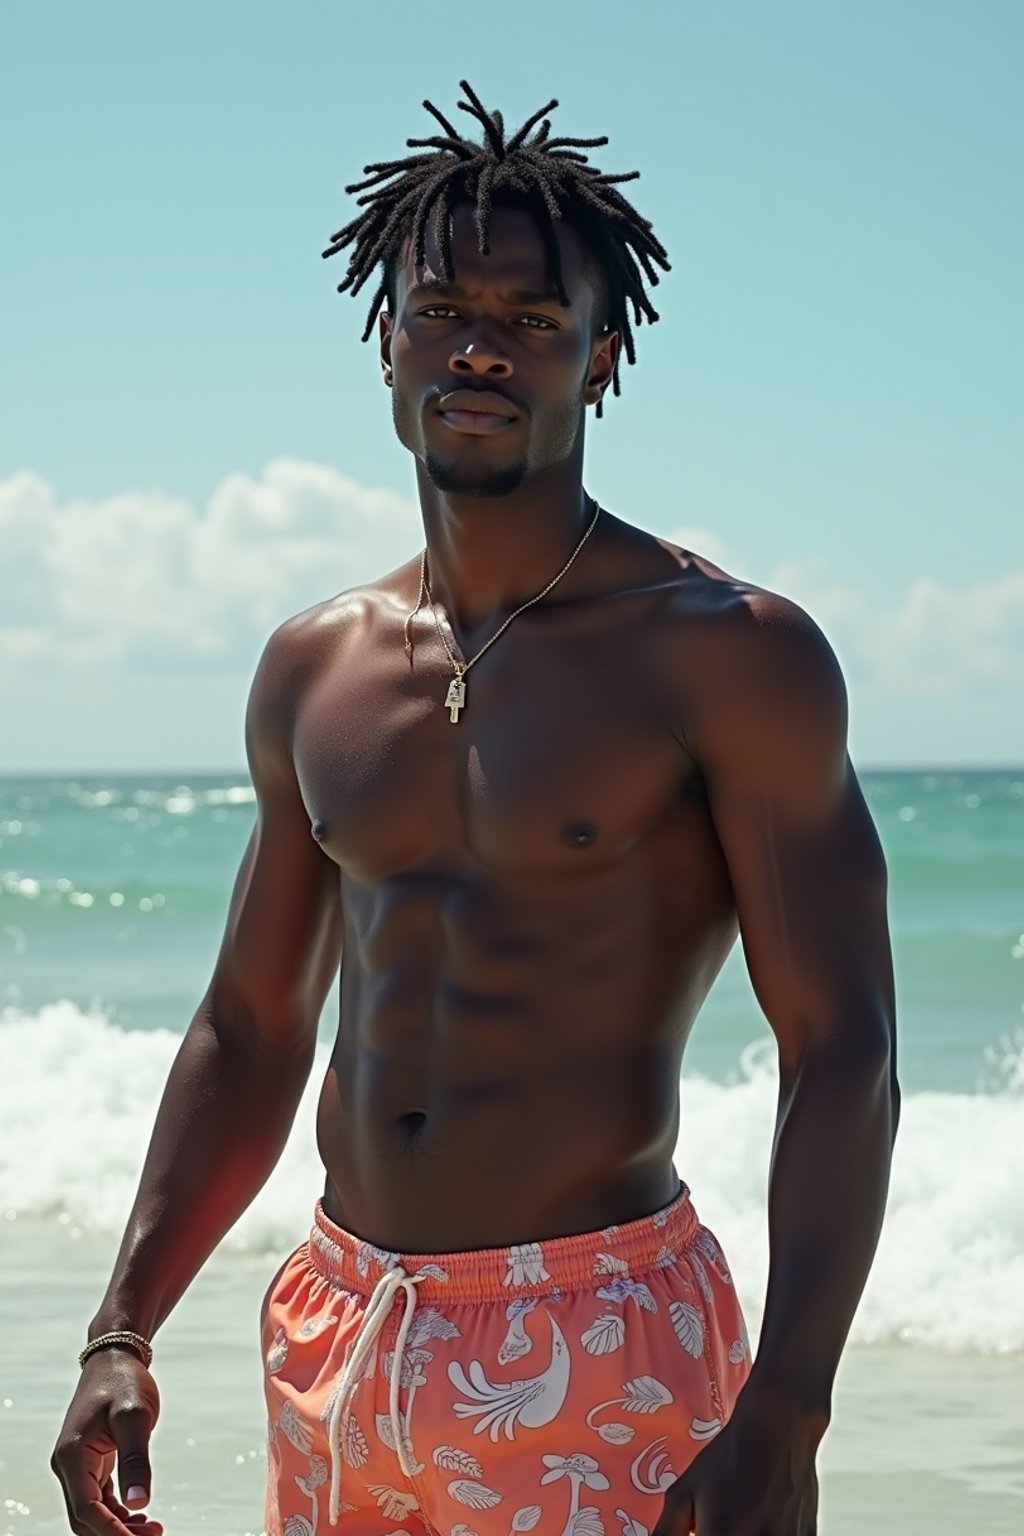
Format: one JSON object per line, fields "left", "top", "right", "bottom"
{"left": 417, "top": 307, "right": 554, "bottom": 329}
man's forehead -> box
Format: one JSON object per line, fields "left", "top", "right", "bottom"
{"left": 393, "top": 201, "right": 591, "bottom": 300}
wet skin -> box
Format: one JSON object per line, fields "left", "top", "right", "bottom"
{"left": 305, "top": 523, "right": 740, "bottom": 1251}
{"left": 227, "top": 203, "right": 895, "bottom": 1254}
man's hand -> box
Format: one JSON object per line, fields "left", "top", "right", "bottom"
{"left": 652, "top": 1383, "right": 826, "bottom": 1535}
{"left": 51, "top": 1351, "right": 163, "bottom": 1536}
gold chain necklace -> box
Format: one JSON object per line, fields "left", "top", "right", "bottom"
{"left": 403, "top": 500, "right": 601, "bottom": 723}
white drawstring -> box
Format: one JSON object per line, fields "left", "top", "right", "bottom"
{"left": 327, "top": 1265, "right": 425, "bottom": 1526}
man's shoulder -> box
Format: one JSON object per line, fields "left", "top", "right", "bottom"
{"left": 261, "top": 555, "right": 422, "bottom": 670}
{"left": 601, "top": 512, "right": 839, "bottom": 688}
{"left": 645, "top": 538, "right": 846, "bottom": 773}
{"left": 644, "top": 532, "right": 836, "bottom": 674}
{"left": 246, "top": 563, "right": 422, "bottom": 774}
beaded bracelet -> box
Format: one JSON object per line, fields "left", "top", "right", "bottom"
{"left": 79, "top": 1330, "right": 154, "bottom": 1371}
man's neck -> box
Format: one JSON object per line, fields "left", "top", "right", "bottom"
{"left": 414, "top": 463, "right": 598, "bottom": 637}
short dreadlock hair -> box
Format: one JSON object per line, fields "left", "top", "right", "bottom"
{"left": 322, "top": 81, "right": 670, "bottom": 416}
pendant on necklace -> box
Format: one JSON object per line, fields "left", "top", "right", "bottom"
{"left": 445, "top": 675, "right": 466, "bottom": 724}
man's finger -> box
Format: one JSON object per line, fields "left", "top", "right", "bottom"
{"left": 99, "top": 1475, "right": 165, "bottom": 1535}
{"left": 51, "top": 1438, "right": 112, "bottom": 1535}
{"left": 74, "top": 1497, "right": 164, "bottom": 1536}
{"left": 108, "top": 1404, "right": 154, "bottom": 1511}
{"left": 652, "top": 1481, "right": 695, "bottom": 1536}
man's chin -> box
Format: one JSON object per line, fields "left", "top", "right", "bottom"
{"left": 424, "top": 451, "right": 528, "bottom": 498}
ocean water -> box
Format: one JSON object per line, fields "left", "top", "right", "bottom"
{"left": 1, "top": 768, "right": 1023, "bottom": 1533}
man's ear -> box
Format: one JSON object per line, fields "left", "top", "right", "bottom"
{"left": 379, "top": 309, "right": 393, "bottom": 387}
{"left": 582, "top": 328, "right": 620, "bottom": 408}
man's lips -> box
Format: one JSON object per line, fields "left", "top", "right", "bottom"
{"left": 435, "top": 388, "right": 520, "bottom": 436}
{"left": 439, "top": 409, "right": 514, "bottom": 434}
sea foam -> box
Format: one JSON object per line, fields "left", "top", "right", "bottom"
{"left": 3, "top": 1001, "right": 1023, "bottom": 1354}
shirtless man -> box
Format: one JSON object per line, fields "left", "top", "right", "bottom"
{"left": 52, "top": 84, "right": 899, "bottom": 1536}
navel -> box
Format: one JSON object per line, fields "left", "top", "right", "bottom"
{"left": 562, "top": 820, "right": 598, "bottom": 849}
{"left": 395, "top": 1110, "right": 428, "bottom": 1148}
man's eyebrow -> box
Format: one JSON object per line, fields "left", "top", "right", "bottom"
{"left": 406, "top": 277, "right": 570, "bottom": 306}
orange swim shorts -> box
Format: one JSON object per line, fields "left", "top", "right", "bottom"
{"left": 260, "top": 1184, "right": 751, "bottom": 1535}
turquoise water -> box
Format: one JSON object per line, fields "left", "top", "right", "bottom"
{"left": 2, "top": 769, "right": 1023, "bottom": 1531}
{"left": 1, "top": 768, "right": 1022, "bottom": 1092}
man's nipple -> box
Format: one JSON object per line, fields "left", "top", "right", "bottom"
{"left": 562, "top": 820, "right": 598, "bottom": 849}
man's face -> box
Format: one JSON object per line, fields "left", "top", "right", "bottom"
{"left": 379, "top": 202, "right": 618, "bottom": 497}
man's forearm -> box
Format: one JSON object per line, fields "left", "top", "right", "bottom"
{"left": 88, "top": 1011, "right": 316, "bottom": 1342}
{"left": 745, "top": 1020, "right": 899, "bottom": 1415}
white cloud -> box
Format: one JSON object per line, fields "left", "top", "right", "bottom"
{"left": 858, "top": 571, "right": 1024, "bottom": 693}
{"left": 0, "top": 461, "right": 421, "bottom": 670}
{"left": 1, "top": 463, "right": 1020, "bottom": 767}
{"left": 760, "top": 558, "right": 1024, "bottom": 700}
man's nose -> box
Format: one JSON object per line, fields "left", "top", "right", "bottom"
{"left": 449, "top": 338, "right": 513, "bottom": 379}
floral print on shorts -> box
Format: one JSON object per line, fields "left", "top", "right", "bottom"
{"left": 260, "top": 1184, "right": 750, "bottom": 1536}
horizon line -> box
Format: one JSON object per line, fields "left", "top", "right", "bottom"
{"left": 2, "top": 763, "right": 1023, "bottom": 781}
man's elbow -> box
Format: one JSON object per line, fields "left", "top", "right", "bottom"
{"left": 862, "top": 1010, "right": 900, "bottom": 1150}
{"left": 807, "top": 1005, "right": 898, "bottom": 1105}
{"left": 869, "top": 999, "right": 901, "bottom": 1147}
{"left": 888, "top": 1046, "right": 902, "bottom": 1147}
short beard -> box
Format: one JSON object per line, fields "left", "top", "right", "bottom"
{"left": 424, "top": 451, "right": 528, "bottom": 498}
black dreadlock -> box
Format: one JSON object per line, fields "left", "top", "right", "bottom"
{"left": 322, "top": 81, "right": 671, "bottom": 416}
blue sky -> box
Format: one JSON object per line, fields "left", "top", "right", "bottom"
{"left": 1, "top": 0, "right": 1021, "bottom": 770}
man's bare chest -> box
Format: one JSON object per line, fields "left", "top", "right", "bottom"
{"left": 291, "top": 605, "right": 702, "bottom": 885}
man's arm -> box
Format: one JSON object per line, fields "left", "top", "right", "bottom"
{"left": 52, "top": 613, "right": 343, "bottom": 1535}
{"left": 658, "top": 590, "right": 899, "bottom": 1535}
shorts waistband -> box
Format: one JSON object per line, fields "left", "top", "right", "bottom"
{"left": 308, "top": 1183, "right": 697, "bottom": 1304}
